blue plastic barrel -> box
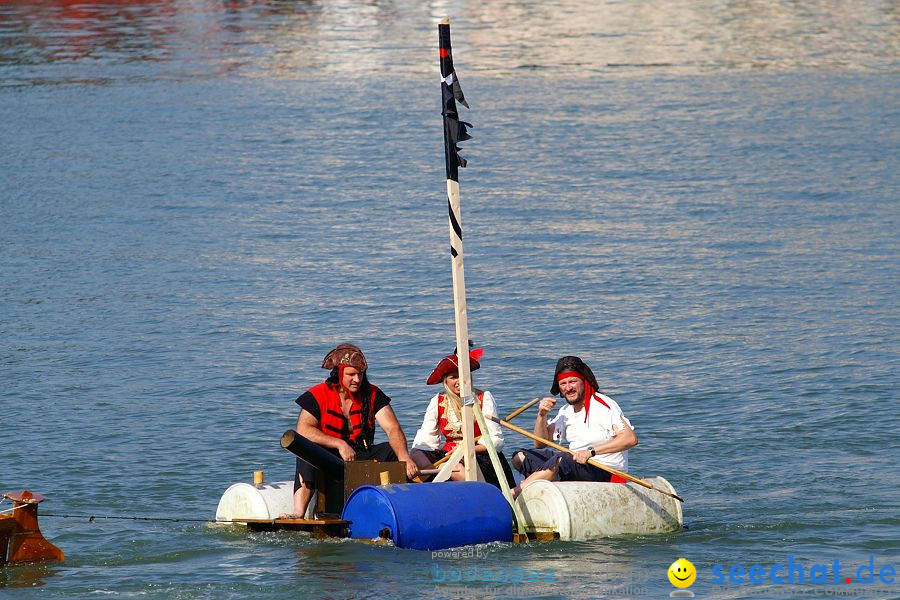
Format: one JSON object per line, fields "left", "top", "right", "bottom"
{"left": 341, "top": 482, "right": 513, "bottom": 551}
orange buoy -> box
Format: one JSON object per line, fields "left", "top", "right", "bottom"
{"left": 0, "top": 490, "right": 65, "bottom": 566}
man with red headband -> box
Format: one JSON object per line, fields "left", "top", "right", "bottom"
{"left": 286, "top": 343, "right": 416, "bottom": 517}
{"left": 511, "top": 356, "right": 637, "bottom": 496}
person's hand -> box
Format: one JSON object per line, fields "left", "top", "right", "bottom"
{"left": 337, "top": 441, "right": 356, "bottom": 462}
{"left": 405, "top": 459, "right": 419, "bottom": 481}
{"left": 538, "top": 397, "right": 557, "bottom": 417}
{"left": 573, "top": 449, "right": 591, "bottom": 464}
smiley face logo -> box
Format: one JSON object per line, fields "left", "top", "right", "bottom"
{"left": 668, "top": 558, "right": 696, "bottom": 588}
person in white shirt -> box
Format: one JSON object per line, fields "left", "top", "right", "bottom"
{"left": 511, "top": 356, "right": 637, "bottom": 497}
{"left": 409, "top": 347, "right": 515, "bottom": 489}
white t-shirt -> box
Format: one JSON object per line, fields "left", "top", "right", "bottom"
{"left": 548, "top": 393, "right": 633, "bottom": 471}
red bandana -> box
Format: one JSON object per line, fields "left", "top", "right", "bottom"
{"left": 556, "top": 371, "right": 607, "bottom": 422}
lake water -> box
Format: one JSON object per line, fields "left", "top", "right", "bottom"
{"left": 1, "top": 0, "right": 898, "bottom": 598}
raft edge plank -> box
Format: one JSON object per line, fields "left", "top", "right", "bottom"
{"left": 228, "top": 517, "right": 349, "bottom": 526}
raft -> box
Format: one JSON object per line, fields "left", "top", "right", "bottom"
{"left": 514, "top": 476, "right": 683, "bottom": 541}
{"left": 215, "top": 473, "right": 683, "bottom": 544}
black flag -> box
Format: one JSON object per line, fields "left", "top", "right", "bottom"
{"left": 439, "top": 22, "right": 472, "bottom": 182}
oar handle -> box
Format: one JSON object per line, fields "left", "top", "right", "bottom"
{"left": 488, "top": 416, "right": 684, "bottom": 503}
{"left": 504, "top": 398, "right": 540, "bottom": 422}
{"left": 493, "top": 417, "right": 642, "bottom": 484}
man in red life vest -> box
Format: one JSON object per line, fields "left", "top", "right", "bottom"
{"left": 511, "top": 356, "right": 638, "bottom": 497}
{"left": 287, "top": 344, "right": 417, "bottom": 517}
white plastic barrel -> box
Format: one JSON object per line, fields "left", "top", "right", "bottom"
{"left": 515, "top": 476, "right": 683, "bottom": 540}
{"left": 215, "top": 480, "right": 314, "bottom": 522}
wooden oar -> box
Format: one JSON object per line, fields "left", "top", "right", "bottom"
{"left": 432, "top": 453, "right": 451, "bottom": 468}
{"left": 504, "top": 398, "right": 540, "bottom": 422}
{"left": 486, "top": 415, "right": 684, "bottom": 503}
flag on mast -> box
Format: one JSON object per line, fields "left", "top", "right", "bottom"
{"left": 437, "top": 18, "right": 477, "bottom": 482}
{"left": 439, "top": 21, "right": 472, "bottom": 188}
{"left": 434, "top": 21, "right": 533, "bottom": 529}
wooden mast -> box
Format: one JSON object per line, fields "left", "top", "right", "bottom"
{"left": 432, "top": 19, "right": 528, "bottom": 537}
{"left": 438, "top": 17, "right": 477, "bottom": 481}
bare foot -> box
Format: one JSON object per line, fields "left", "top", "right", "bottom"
{"left": 277, "top": 513, "right": 307, "bottom": 520}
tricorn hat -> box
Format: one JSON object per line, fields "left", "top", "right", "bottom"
{"left": 550, "top": 355, "right": 599, "bottom": 395}
{"left": 322, "top": 343, "right": 368, "bottom": 372}
{"left": 426, "top": 347, "right": 484, "bottom": 385}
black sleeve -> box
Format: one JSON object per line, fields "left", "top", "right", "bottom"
{"left": 295, "top": 391, "right": 320, "bottom": 421}
{"left": 373, "top": 387, "right": 391, "bottom": 414}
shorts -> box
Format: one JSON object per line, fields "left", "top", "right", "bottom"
{"left": 512, "top": 448, "right": 612, "bottom": 483}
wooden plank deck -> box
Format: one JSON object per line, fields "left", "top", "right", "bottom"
{"left": 226, "top": 517, "right": 349, "bottom": 538}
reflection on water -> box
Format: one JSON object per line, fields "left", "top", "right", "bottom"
{"left": 0, "top": 561, "right": 60, "bottom": 587}
{"left": 1, "top": 0, "right": 897, "bottom": 85}
{"left": 464, "top": 0, "right": 899, "bottom": 73}
{"left": 1, "top": 0, "right": 178, "bottom": 63}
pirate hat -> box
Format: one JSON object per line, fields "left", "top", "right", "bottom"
{"left": 550, "top": 355, "right": 599, "bottom": 395}
{"left": 426, "top": 347, "right": 484, "bottom": 385}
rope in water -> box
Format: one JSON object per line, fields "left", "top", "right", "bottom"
{"left": 2, "top": 497, "right": 218, "bottom": 523}
{"left": 40, "top": 513, "right": 215, "bottom": 523}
